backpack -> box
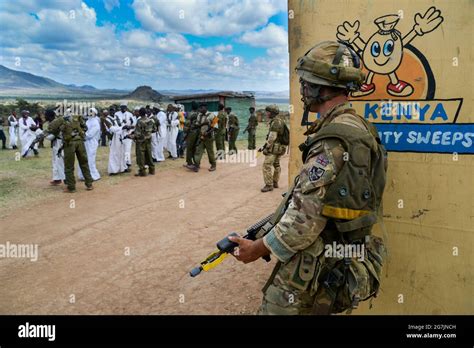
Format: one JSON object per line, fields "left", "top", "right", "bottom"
{"left": 279, "top": 122, "right": 290, "bottom": 145}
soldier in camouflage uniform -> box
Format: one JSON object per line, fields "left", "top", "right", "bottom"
{"left": 214, "top": 103, "right": 227, "bottom": 159}
{"left": 47, "top": 110, "right": 93, "bottom": 193}
{"left": 260, "top": 105, "right": 286, "bottom": 193}
{"left": 184, "top": 102, "right": 200, "bottom": 169}
{"left": 226, "top": 107, "right": 239, "bottom": 154}
{"left": 190, "top": 103, "right": 217, "bottom": 172}
{"left": 229, "top": 41, "right": 387, "bottom": 315}
{"left": 130, "top": 107, "right": 155, "bottom": 177}
{"left": 244, "top": 106, "right": 258, "bottom": 150}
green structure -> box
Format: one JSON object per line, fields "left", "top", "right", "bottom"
{"left": 174, "top": 91, "right": 255, "bottom": 140}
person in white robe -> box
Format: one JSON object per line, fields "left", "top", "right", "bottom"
{"left": 78, "top": 108, "right": 101, "bottom": 181}
{"left": 149, "top": 106, "right": 159, "bottom": 162}
{"left": 155, "top": 105, "right": 167, "bottom": 162}
{"left": 42, "top": 109, "right": 65, "bottom": 185}
{"left": 7, "top": 111, "right": 18, "bottom": 149}
{"left": 165, "top": 104, "right": 179, "bottom": 159}
{"left": 114, "top": 101, "right": 136, "bottom": 168}
{"left": 19, "top": 110, "right": 39, "bottom": 157}
{"left": 105, "top": 110, "right": 127, "bottom": 175}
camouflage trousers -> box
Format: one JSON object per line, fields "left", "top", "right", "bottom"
{"left": 258, "top": 235, "right": 384, "bottom": 315}
{"left": 136, "top": 139, "right": 155, "bottom": 175}
{"left": 64, "top": 140, "right": 93, "bottom": 190}
{"left": 258, "top": 238, "right": 325, "bottom": 315}
{"left": 215, "top": 132, "right": 226, "bottom": 157}
{"left": 185, "top": 131, "right": 199, "bottom": 165}
{"left": 194, "top": 137, "right": 216, "bottom": 167}
{"left": 228, "top": 128, "right": 239, "bottom": 154}
{"left": 262, "top": 152, "right": 283, "bottom": 186}
{"left": 247, "top": 129, "right": 256, "bottom": 150}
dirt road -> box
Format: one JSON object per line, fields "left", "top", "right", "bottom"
{"left": 0, "top": 154, "right": 289, "bottom": 314}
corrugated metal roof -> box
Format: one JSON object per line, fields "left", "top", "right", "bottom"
{"left": 173, "top": 91, "right": 254, "bottom": 101}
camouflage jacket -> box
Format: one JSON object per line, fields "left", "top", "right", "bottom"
{"left": 262, "top": 102, "right": 374, "bottom": 262}
{"left": 134, "top": 116, "right": 155, "bottom": 142}
{"left": 184, "top": 111, "right": 199, "bottom": 133}
{"left": 48, "top": 115, "right": 87, "bottom": 144}
{"left": 247, "top": 113, "right": 258, "bottom": 129}
{"left": 215, "top": 111, "right": 227, "bottom": 135}
{"left": 227, "top": 113, "right": 239, "bottom": 131}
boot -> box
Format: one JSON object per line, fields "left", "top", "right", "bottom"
{"left": 86, "top": 185, "right": 94, "bottom": 191}
{"left": 208, "top": 165, "right": 216, "bottom": 172}
{"left": 273, "top": 182, "right": 279, "bottom": 188}
{"left": 261, "top": 185, "right": 273, "bottom": 192}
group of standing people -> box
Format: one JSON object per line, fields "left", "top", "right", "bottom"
{"left": 3, "top": 101, "right": 285, "bottom": 194}
{"left": 183, "top": 102, "right": 259, "bottom": 173}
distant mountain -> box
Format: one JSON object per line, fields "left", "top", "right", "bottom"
{"left": 0, "top": 64, "right": 288, "bottom": 101}
{"left": 66, "top": 84, "right": 97, "bottom": 91}
{"left": 160, "top": 89, "right": 289, "bottom": 100}
{"left": 125, "top": 86, "right": 163, "bottom": 102}
{"left": 0, "top": 65, "right": 127, "bottom": 98}
{"left": 0, "top": 64, "right": 65, "bottom": 90}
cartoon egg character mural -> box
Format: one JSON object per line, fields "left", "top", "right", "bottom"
{"left": 337, "top": 6, "right": 444, "bottom": 97}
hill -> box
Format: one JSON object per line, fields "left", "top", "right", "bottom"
{"left": 0, "top": 65, "right": 127, "bottom": 98}
{"left": 124, "top": 86, "right": 163, "bottom": 102}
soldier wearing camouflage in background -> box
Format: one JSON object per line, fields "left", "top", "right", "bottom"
{"left": 47, "top": 110, "right": 93, "bottom": 193}
{"left": 245, "top": 106, "right": 258, "bottom": 150}
{"left": 214, "top": 103, "right": 227, "bottom": 159}
{"left": 184, "top": 101, "right": 200, "bottom": 169}
{"left": 131, "top": 107, "right": 155, "bottom": 177}
{"left": 229, "top": 41, "right": 387, "bottom": 315}
{"left": 190, "top": 103, "right": 217, "bottom": 172}
{"left": 226, "top": 107, "right": 239, "bottom": 154}
{"left": 259, "top": 105, "right": 286, "bottom": 193}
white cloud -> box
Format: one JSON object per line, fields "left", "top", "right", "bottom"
{"left": 132, "top": 0, "right": 286, "bottom": 36}
{"left": 0, "top": 0, "right": 289, "bottom": 91}
{"left": 122, "top": 30, "right": 155, "bottom": 48}
{"left": 238, "top": 23, "right": 287, "bottom": 48}
{"left": 104, "top": 0, "right": 120, "bottom": 12}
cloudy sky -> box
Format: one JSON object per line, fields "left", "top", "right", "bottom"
{"left": 0, "top": 0, "right": 289, "bottom": 92}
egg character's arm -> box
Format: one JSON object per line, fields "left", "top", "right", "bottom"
{"left": 403, "top": 6, "right": 444, "bottom": 46}
{"left": 336, "top": 20, "right": 366, "bottom": 52}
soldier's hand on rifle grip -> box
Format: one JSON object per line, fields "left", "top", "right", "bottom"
{"left": 228, "top": 236, "right": 270, "bottom": 264}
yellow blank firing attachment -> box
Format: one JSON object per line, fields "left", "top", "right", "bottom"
{"left": 189, "top": 250, "right": 229, "bottom": 277}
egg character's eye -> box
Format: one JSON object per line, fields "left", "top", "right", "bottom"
{"left": 371, "top": 42, "right": 380, "bottom": 57}
{"left": 383, "top": 40, "right": 394, "bottom": 56}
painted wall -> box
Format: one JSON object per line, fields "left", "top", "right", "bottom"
{"left": 288, "top": 0, "right": 473, "bottom": 314}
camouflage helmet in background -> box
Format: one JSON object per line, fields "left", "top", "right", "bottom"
{"left": 265, "top": 104, "right": 280, "bottom": 115}
{"left": 295, "top": 41, "right": 364, "bottom": 91}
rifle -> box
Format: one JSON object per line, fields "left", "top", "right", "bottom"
{"left": 189, "top": 213, "right": 274, "bottom": 277}
{"left": 195, "top": 116, "right": 219, "bottom": 147}
{"left": 22, "top": 133, "right": 44, "bottom": 157}
{"left": 56, "top": 142, "right": 64, "bottom": 158}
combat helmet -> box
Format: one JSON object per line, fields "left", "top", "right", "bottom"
{"left": 265, "top": 104, "right": 279, "bottom": 115}
{"left": 296, "top": 41, "right": 364, "bottom": 91}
